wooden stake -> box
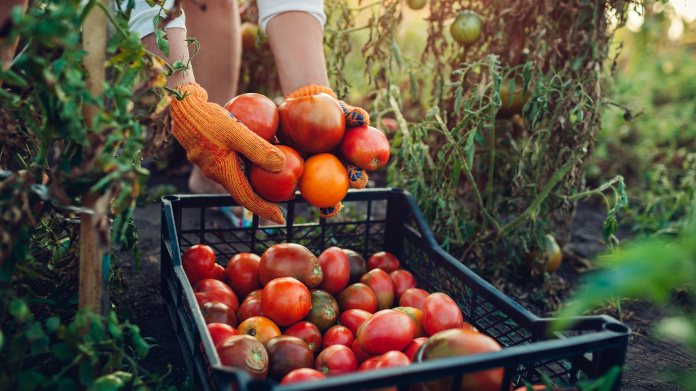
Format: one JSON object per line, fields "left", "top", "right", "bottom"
{"left": 79, "top": 3, "right": 109, "bottom": 316}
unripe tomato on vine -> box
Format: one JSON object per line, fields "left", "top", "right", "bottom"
{"left": 450, "top": 10, "right": 483, "bottom": 45}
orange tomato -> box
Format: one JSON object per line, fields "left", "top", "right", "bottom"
{"left": 237, "top": 316, "right": 281, "bottom": 346}
{"left": 298, "top": 153, "right": 349, "bottom": 208}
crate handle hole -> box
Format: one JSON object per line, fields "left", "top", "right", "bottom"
{"left": 603, "top": 322, "right": 629, "bottom": 334}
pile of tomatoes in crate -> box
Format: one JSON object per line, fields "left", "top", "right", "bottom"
{"left": 181, "top": 243, "right": 553, "bottom": 391}
{"left": 225, "top": 92, "right": 390, "bottom": 208}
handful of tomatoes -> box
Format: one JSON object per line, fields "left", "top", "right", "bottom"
{"left": 224, "top": 92, "right": 391, "bottom": 209}
{"left": 182, "top": 243, "right": 507, "bottom": 389}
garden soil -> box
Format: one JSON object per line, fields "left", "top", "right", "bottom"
{"left": 118, "top": 169, "right": 693, "bottom": 390}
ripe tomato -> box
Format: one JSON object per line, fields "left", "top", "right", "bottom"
{"left": 399, "top": 288, "right": 430, "bottom": 311}
{"left": 360, "top": 269, "right": 395, "bottom": 311}
{"left": 358, "top": 355, "right": 380, "bottom": 371}
{"left": 338, "top": 125, "right": 391, "bottom": 171}
{"left": 201, "top": 301, "right": 238, "bottom": 328}
{"left": 367, "top": 251, "right": 401, "bottom": 273}
{"left": 450, "top": 10, "right": 483, "bottom": 45}
{"left": 298, "top": 153, "right": 349, "bottom": 208}
{"left": 336, "top": 283, "right": 377, "bottom": 313}
{"left": 513, "top": 386, "right": 547, "bottom": 391}
{"left": 182, "top": 244, "right": 216, "bottom": 284}
{"left": 236, "top": 289, "right": 264, "bottom": 323}
{"left": 280, "top": 368, "right": 327, "bottom": 385}
{"left": 497, "top": 75, "right": 532, "bottom": 119}
{"left": 237, "top": 316, "right": 281, "bottom": 346}
{"left": 303, "top": 289, "right": 340, "bottom": 333}
{"left": 356, "top": 309, "right": 415, "bottom": 355}
{"left": 422, "top": 293, "right": 464, "bottom": 336}
{"left": 277, "top": 92, "right": 346, "bottom": 154}
{"left": 322, "top": 325, "right": 355, "bottom": 350}
{"left": 216, "top": 335, "right": 268, "bottom": 379}
{"left": 194, "top": 279, "right": 239, "bottom": 312}
{"left": 259, "top": 243, "right": 323, "bottom": 288}
{"left": 262, "top": 277, "right": 312, "bottom": 327}
{"left": 225, "top": 253, "right": 262, "bottom": 300}
{"left": 375, "top": 350, "right": 411, "bottom": 369}
{"left": 317, "top": 247, "right": 351, "bottom": 295}
{"left": 401, "top": 337, "right": 428, "bottom": 361}
{"left": 265, "top": 335, "right": 315, "bottom": 381}
{"left": 240, "top": 22, "right": 259, "bottom": 52}
{"left": 342, "top": 249, "right": 367, "bottom": 284}
{"left": 418, "top": 329, "right": 503, "bottom": 391}
{"left": 389, "top": 269, "right": 417, "bottom": 300}
{"left": 394, "top": 306, "right": 427, "bottom": 338}
{"left": 527, "top": 234, "right": 562, "bottom": 274}
{"left": 351, "top": 339, "right": 373, "bottom": 365}
{"left": 314, "top": 344, "right": 358, "bottom": 376}
{"left": 224, "top": 92, "right": 279, "bottom": 142}
{"left": 211, "top": 264, "right": 226, "bottom": 281}
{"left": 207, "top": 323, "right": 239, "bottom": 347}
{"left": 338, "top": 308, "right": 372, "bottom": 336}
{"left": 249, "top": 145, "right": 304, "bottom": 202}
{"left": 283, "top": 321, "right": 323, "bottom": 356}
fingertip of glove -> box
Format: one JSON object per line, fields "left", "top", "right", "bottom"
{"left": 320, "top": 202, "right": 343, "bottom": 218}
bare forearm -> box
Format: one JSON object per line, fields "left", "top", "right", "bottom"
{"left": 142, "top": 27, "right": 195, "bottom": 88}
{"left": 265, "top": 11, "right": 329, "bottom": 95}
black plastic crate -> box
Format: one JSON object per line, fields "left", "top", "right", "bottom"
{"left": 160, "top": 188, "right": 629, "bottom": 391}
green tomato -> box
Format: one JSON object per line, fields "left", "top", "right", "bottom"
{"left": 406, "top": 0, "right": 427, "bottom": 10}
{"left": 450, "top": 10, "right": 483, "bottom": 45}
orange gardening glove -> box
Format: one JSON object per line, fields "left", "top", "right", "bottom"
{"left": 286, "top": 84, "right": 370, "bottom": 218}
{"left": 170, "top": 82, "right": 287, "bottom": 224}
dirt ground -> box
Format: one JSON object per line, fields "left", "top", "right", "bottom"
{"left": 118, "top": 169, "right": 693, "bottom": 390}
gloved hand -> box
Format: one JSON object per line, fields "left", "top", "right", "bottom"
{"left": 286, "top": 84, "right": 370, "bottom": 218}
{"left": 170, "top": 82, "right": 287, "bottom": 224}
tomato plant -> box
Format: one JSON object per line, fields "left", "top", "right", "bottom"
{"left": 277, "top": 92, "right": 346, "bottom": 154}
{"left": 317, "top": 247, "right": 351, "bottom": 295}
{"left": 298, "top": 153, "right": 350, "bottom": 208}
{"left": 249, "top": 145, "right": 304, "bottom": 203}
{"left": 224, "top": 92, "right": 279, "bottom": 142}
{"left": 262, "top": 277, "right": 312, "bottom": 326}
{"left": 259, "top": 243, "right": 323, "bottom": 288}
{"left": 338, "top": 125, "right": 391, "bottom": 171}
{"left": 225, "top": 253, "right": 262, "bottom": 300}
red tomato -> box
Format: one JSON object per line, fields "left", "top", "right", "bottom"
{"left": 380, "top": 118, "right": 398, "bottom": 132}
{"left": 401, "top": 337, "right": 428, "bottom": 361}
{"left": 277, "top": 92, "right": 346, "bottom": 154}
{"left": 224, "top": 92, "right": 279, "bottom": 142}
{"left": 314, "top": 344, "right": 358, "bottom": 376}
{"left": 358, "top": 355, "right": 380, "bottom": 371}
{"left": 338, "top": 308, "right": 372, "bottom": 336}
{"left": 265, "top": 335, "right": 315, "bottom": 381}
{"left": 389, "top": 269, "right": 416, "bottom": 300}
{"left": 236, "top": 289, "right": 264, "bottom": 323}
{"left": 317, "top": 247, "right": 351, "bottom": 295}
{"left": 207, "top": 323, "right": 239, "bottom": 347}
{"left": 513, "top": 386, "right": 547, "bottom": 391}
{"left": 249, "top": 145, "right": 304, "bottom": 202}
{"left": 182, "top": 244, "right": 216, "bottom": 284}
{"left": 280, "top": 368, "right": 327, "bottom": 385}
{"left": 201, "top": 301, "right": 238, "bottom": 328}
{"left": 393, "top": 306, "right": 427, "bottom": 338}
{"left": 356, "top": 309, "right": 415, "bottom": 355}
{"left": 375, "top": 350, "right": 411, "bottom": 369}
{"left": 360, "top": 269, "right": 395, "bottom": 311}
{"left": 422, "top": 293, "right": 464, "bottom": 336}
{"left": 283, "top": 321, "right": 323, "bottom": 356}
{"left": 298, "top": 153, "right": 349, "bottom": 208}
{"left": 211, "top": 264, "right": 226, "bottom": 281}
{"left": 262, "top": 277, "right": 312, "bottom": 327}
{"left": 367, "top": 251, "right": 401, "bottom": 273}
{"left": 225, "top": 253, "right": 262, "bottom": 299}
{"left": 240, "top": 22, "right": 260, "bottom": 52}
{"left": 399, "top": 288, "right": 430, "bottom": 310}
{"left": 342, "top": 249, "right": 367, "bottom": 284}
{"left": 351, "top": 339, "right": 373, "bottom": 365}
{"left": 259, "top": 243, "right": 323, "bottom": 288}
{"left": 336, "top": 283, "right": 377, "bottom": 313}
{"left": 338, "top": 125, "right": 391, "bottom": 171}
{"left": 237, "top": 316, "right": 281, "bottom": 346}
{"left": 194, "top": 279, "right": 239, "bottom": 312}
{"left": 216, "top": 335, "right": 268, "bottom": 379}
{"left": 322, "top": 325, "right": 355, "bottom": 350}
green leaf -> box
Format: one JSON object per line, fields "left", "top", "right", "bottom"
{"left": 17, "top": 370, "right": 45, "bottom": 391}
{"left": 52, "top": 343, "right": 75, "bottom": 360}
{"left": 46, "top": 317, "right": 61, "bottom": 334}
{"left": 31, "top": 335, "right": 50, "bottom": 355}
{"left": 601, "top": 215, "right": 618, "bottom": 241}
{"left": 79, "top": 361, "right": 96, "bottom": 387}
{"left": 10, "top": 300, "right": 29, "bottom": 323}
{"left": 153, "top": 16, "right": 169, "bottom": 57}
{"left": 452, "top": 158, "right": 462, "bottom": 188}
